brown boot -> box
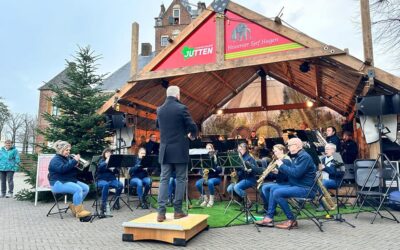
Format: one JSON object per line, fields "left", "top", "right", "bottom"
{"left": 157, "top": 213, "right": 166, "bottom": 222}
{"left": 174, "top": 212, "right": 188, "bottom": 219}
{"left": 75, "top": 204, "right": 92, "bottom": 218}
{"left": 68, "top": 204, "right": 76, "bottom": 217}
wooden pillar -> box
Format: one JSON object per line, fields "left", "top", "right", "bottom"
{"left": 259, "top": 70, "right": 267, "bottom": 108}
{"left": 215, "top": 13, "right": 225, "bottom": 65}
{"left": 130, "top": 22, "right": 139, "bottom": 78}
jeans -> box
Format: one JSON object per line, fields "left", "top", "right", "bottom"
{"left": 130, "top": 177, "right": 152, "bottom": 199}
{"left": 158, "top": 163, "right": 187, "bottom": 214}
{"left": 0, "top": 171, "right": 14, "bottom": 195}
{"left": 168, "top": 177, "right": 176, "bottom": 199}
{"left": 267, "top": 185, "right": 312, "bottom": 220}
{"left": 51, "top": 181, "right": 89, "bottom": 206}
{"left": 227, "top": 178, "right": 256, "bottom": 198}
{"left": 97, "top": 179, "right": 123, "bottom": 207}
{"left": 323, "top": 179, "right": 338, "bottom": 189}
{"left": 195, "top": 177, "right": 221, "bottom": 195}
{"left": 260, "top": 182, "right": 279, "bottom": 210}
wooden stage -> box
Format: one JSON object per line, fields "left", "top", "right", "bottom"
{"left": 122, "top": 213, "right": 209, "bottom": 246}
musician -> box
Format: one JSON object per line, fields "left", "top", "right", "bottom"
{"left": 195, "top": 143, "right": 222, "bottom": 207}
{"left": 249, "top": 130, "right": 258, "bottom": 147}
{"left": 48, "top": 140, "right": 91, "bottom": 218}
{"left": 259, "top": 144, "right": 290, "bottom": 213}
{"left": 317, "top": 143, "right": 344, "bottom": 211}
{"left": 226, "top": 143, "right": 258, "bottom": 202}
{"left": 326, "top": 126, "right": 341, "bottom": 152}
{"left": 341, "top": 131, "right": 358, "bottom": 164}
{"left": 256, "top": 138, "right": 316, "bottom": 229}
{"left": 97, "top": 148, "right": 124, "bottom": 215}
{"left": 129, "top": 147, "right": 152, "bottom": 209}
{"left": 145, "top": 134, "right": 160, "bottom": 155}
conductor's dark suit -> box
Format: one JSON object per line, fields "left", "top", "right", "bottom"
{"left": 156, "top": 96, "right": 197, "bottom": 214}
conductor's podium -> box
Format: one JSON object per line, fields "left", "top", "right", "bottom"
{"left": 122, "top": 213, "right": 209, "bottom": 246}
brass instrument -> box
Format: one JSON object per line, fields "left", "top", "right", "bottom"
{"left": 230, "top": 169, "right": 238, "bottom": 184}
{"left": 317, "top": 166, "right": 337, "bottom": 211}
{"left": 256, "top": 154, "right": 290, "bottom": 189}
{"left": 203, "top": 168, "right": 210, "bottom": 182}
{"left": 70, "top": 154, "right": 90, "bottom": 171}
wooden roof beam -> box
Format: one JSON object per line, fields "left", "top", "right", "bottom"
{"left": 132, "top": 47, "right": 345, "bottom": 82}
{"left": 179, "top": 86, "right": 211, "bottom": 107}
{"left": 98, "top": 82, "right": 135, "bottom": 114}
{"left": 315, "top": 65, "right": 323, "bottom": 103}
{"left": 117, "top": 104, "right": 157, "bottom": 120}
{"left": 221, "top": 103, "right": 318, "bottom": 114}
{"left": 210, "top": 72, "right": 237, "bottom": 93}
{"left": 124, "top": 96, "right": 158, "bottom": 110}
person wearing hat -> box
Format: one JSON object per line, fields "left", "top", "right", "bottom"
{"left": 48, "top": 140, "right": 91, "bottom": 218}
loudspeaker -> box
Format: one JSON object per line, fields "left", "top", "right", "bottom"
{"left": 106, "top": 114, "right": 126, "bottom": 129}
{"left": 356, "top": 94, "right": 400, "bottom": 116}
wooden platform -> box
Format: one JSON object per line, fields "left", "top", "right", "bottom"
{"left": 122, "top": 213, "right": 209, "bottom": 246}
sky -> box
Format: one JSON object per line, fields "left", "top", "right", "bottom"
{"left": 0, "top": 0, "right": 398, "bottom": 117}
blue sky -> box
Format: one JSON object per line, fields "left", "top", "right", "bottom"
{"left": 0, "top": 0, "right": 397, "bottom": 117}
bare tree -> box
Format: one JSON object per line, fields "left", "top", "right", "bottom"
{"left": 7, "top": 113, "right": 24, "bottom": 144}
{"left": 0, "top": 98, "right": 10, "bottom": 141}
{"left": 17, "top": 114, "right": 37, "bottom": 154}
{"left": 370, "top": 0, "right": 400, "bottom": 62}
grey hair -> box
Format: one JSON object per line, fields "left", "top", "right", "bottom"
{"left": 325, "top": 143, "right": 337, "bottom": 151}
{"left": 166, "top": 85, "right": 180, "bottom": 97}
{"left": 53, "top": 140, "right": 71, "bottom": 154}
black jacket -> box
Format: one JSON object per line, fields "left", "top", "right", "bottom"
{"left": 129, "top": 158, "right": 149, "bottom": 179}
{"left": 341, "top": 140, "right": 358, "bottom": 164}
{"left": 145, "top": 141, "right": 160, "bottom": 155}
{"left": 97, "top": 159, "right": 117, "bottom": 182}
{"left": 156, "top": 96, "right": 197, "bottom": 164}
{"left": 279, "top": 150, "right": 316, "bottom": 188}
{"left": 326, "top": 134, "right": 341, "bottom": 152}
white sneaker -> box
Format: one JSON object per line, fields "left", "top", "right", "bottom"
{"left": 200, "top": 196, "right": 209, "bottom": 207}
{"left": 5, "top": 193, "right": 12, "bottom": 198}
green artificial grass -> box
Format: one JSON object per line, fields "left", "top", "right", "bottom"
{"left": 148, "top": 197, "right": 369, "bottom": 228}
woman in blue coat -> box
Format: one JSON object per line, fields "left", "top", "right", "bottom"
{"left": 0, "top": 140, "right": 20, "bottom": 198}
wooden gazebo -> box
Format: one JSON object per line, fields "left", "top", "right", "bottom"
{"left": 99, "top": 1, "right": 399, "bottom": 147}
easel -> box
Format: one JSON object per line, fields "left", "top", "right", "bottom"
{"left": 108, "top": 154, "right": 137, "bottom": 212}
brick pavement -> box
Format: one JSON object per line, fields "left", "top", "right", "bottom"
{"left": 0, "top": 173, "right": 399, "bottom": 250}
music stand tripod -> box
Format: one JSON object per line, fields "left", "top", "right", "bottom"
{"left": 108, "top": 154, "right": 136, "bottom": 212}
{"left": 321, "top": 163, "right": 355, "bottom": 228}
{"left": 189, "top": 154, "right": 212, "bottom": 208}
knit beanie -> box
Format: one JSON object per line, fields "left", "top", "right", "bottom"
{"left": 53, "top": 140, "right": 71, "bottom": 154}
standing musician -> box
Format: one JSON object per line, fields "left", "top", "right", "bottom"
{"left": 226, "top": 143, "right": 258, "bottom": 202}
{"left": 259, "top": 144, "right": 290, "bottom": 214}
{"left": 195, "top": 143, "right": 222, "bottom": 208}
{"left": 48, "top": 140, "right": 91, "bottom": 219}
{"left": 97, "top": 148, "right": 124, "bottom": 215}
{"left": 129, "top": 147, "right": 152, "bottom": 209}
{"left": 256, "top": 138, "right": 316, "bottom": 229}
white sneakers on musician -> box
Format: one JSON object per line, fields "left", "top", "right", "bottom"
{"left": 207, "top": 195, "right": 215, "bottom": 207}
{"left": 200, "top": 195, "right": 209, "bottom": 207}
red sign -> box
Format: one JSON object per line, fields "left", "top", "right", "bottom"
{"left": 154, "top": 14, "right": 216, "bottom": 71}
{"left": 225, "top": 11, "right": 304, "bottom": 60}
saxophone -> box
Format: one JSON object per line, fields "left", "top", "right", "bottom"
{"left": 256, "top": 154, "right": 289, "bottom": 189}
{"left": 230, "top": 169, "right": 238, "bottom": 184}
{"left": 317, "top": 166, "right": 337, "bottom": 211}
{"left": 203, "top": 168, "right": 210, "bottom": 182}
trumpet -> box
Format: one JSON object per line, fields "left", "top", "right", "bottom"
{"left": 256, "top": 154, "right": 289, "bottom": 189}
{"left": 70, "top": 154, "right": 90, "bottom": 171}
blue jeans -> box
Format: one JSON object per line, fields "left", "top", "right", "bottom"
{"left": 261, "top": 182, "right": 279, "bottom": 210}
{"left": 227, "top": 178, "right": 256, "bottom": 198}
{"left": 168, "top": 177, "right": 176, "bottom": 198}
{"left": 323, "top": 179, "right": 338, "bottom": 189}
{"left": 196, "top": 177, "right": 221, "bottom": 195}
{"left": 97, "top": 179, "right": 123, "bottom": 207}
{"left": 51, "top": 181, "right": 89, "bottom": 206}
{"left": 267, "top": 185, "right": 312, "bottom": 220}
{"left": 130, "top": 177, "right": 152, "bottom": 199}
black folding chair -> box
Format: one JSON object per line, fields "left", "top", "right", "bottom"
{"left": 46, "top": 174, "right": 70, "bottom": 219}
{"left": 353, "top": 158, "right": 400, "bottom": 224}
{"left": 289, "top": 172, "right": 323, "bottom": 232}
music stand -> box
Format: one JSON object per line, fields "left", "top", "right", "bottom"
{"left": 189, "top": 154, "right": 213, "bottom": 208}
{"left": 108, "top": 154, "right": 137, "bottom": 211}
{"left": 141, "top": 154, "right": 160, "bottom": 207}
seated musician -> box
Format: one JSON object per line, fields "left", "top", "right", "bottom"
{"left": 227, "top": 143, "right": 258, "bottom": 202}
{"left": 48, "top": 140, "right": 91, "bottom": 219}
{"left": 97, "top": 148, "right": 124, "bottom": 215}
{"left": 259, "top": 144, "right": 290, "bottom": 213}
{"left": 129, "top": 147, "right": 152, "bottom": 209}
{"left": 317, "top": 143, "right": 344, "bottom": 211}
{"left": 195, "top": 143, "right": 222, "bottom": 208}
{"left": 256, "top": 138, "right": 316, "bottom": 229}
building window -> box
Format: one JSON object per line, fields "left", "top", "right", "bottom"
{"left": 155, "top": 18, "right": 162, "bottom": 27}
{"left": 173, "top": 6, "right": 180, "bottom": 24}
{"left": 161, "top": 35, "right": 169, "bottom": 47}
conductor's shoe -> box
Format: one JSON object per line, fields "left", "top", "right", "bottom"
{"left": 157, "top": 213, "right": 166, "bottom": 222}
{"left": 174, "top": 212, "right": 188, "bottom": 219}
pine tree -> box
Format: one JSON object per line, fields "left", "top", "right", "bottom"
{"left": 38, "top": 46, "right": 110, "bottom": 158}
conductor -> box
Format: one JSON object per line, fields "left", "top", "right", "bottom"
{"left": 156, "top": 86, "right": 198, "bottom": 222}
